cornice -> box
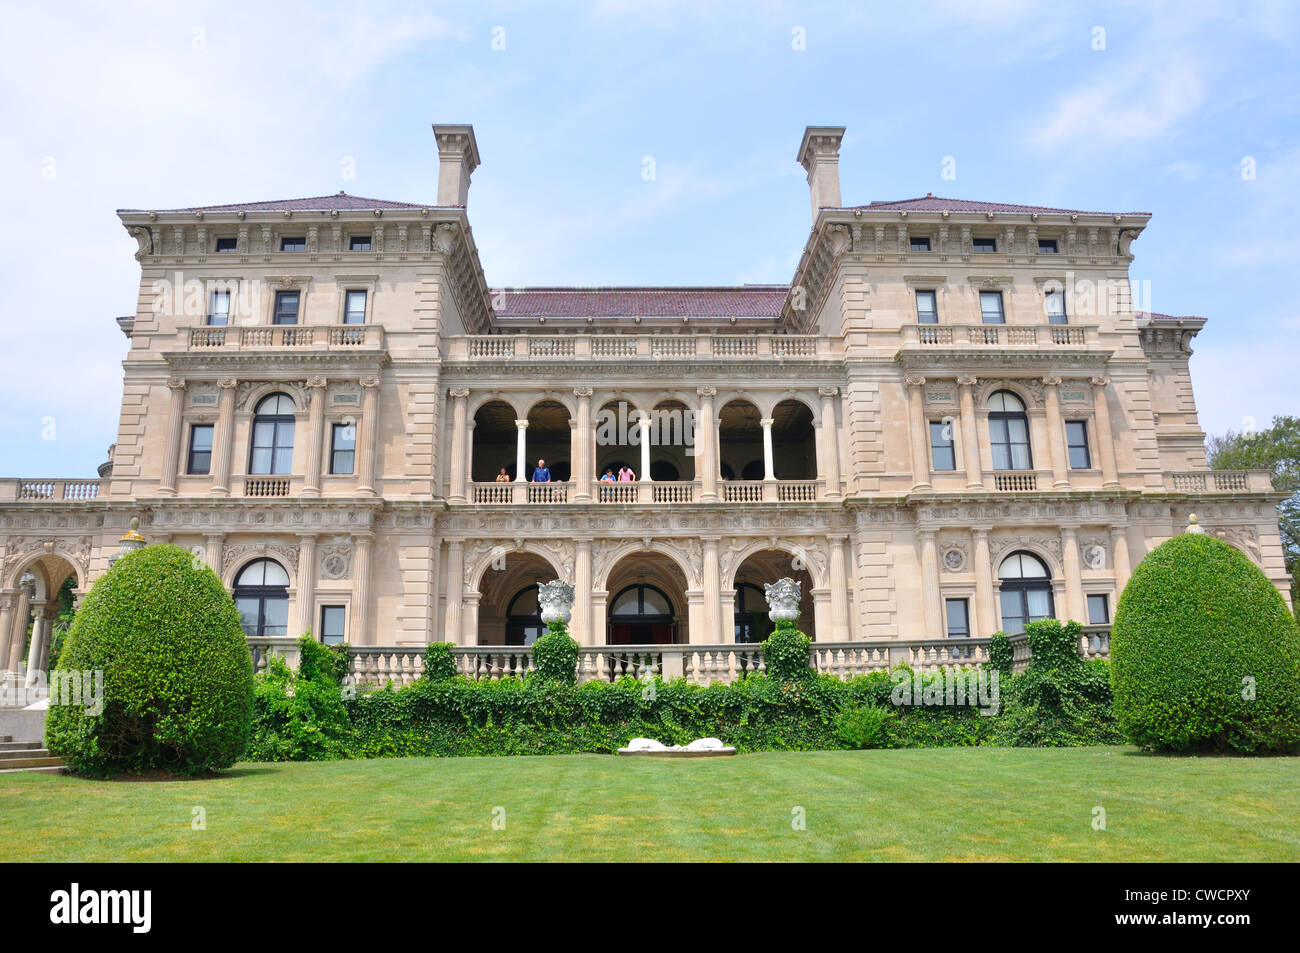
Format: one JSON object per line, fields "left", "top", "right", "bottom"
{"left": 894, "top": 348, "right": 1113, "bottom": 372}
{"left": 163, "top": 352, "right": 390, "bottom": 371}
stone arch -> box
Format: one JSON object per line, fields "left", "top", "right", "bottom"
{"left": 602, "top": 549, "right": 691, "bottom": 645}
{"left": 236, "top": 382, "right": 306, "bottom": 415}
{"left": 466, "top": 541, "right": 566, "bottom": 596}
{"left": 475, "top": 549, "right": 566, "bottom": 646}
{"left": 4, "top": 547, "right": 86, "bottom": 595}
{"left": 466, "top": 392, "right": 522, "bottom": 421}
{"left": 595, "top": 539, "right": 699, "bottom": 592}
{"left": 221, "top": 547, "right": 299, "bottom": 591}
{"left": 518, "top": 391, "right": 577, "bottom": 418}
{"left": 978, "top": 379, "right": 1039, "bottom": 410}
{"left": 722, "top": 537, "right": 830, "bottom": 591}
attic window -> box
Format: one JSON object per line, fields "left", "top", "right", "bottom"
{"left": 1038, "top": 239, "right": 1059, "bottom": 254}
{"left": 215, "top": 237, "right": 237, "bottom": 253}
{"left": 280, "top": 236, "right": 306, "bottom": 252}
{"left": 909, "top": 236, "right": 931, "bottom": 252}
{"left": 972, "top": 236, "right": 997, "bottom": 253}
{"left": 350, "top": 236, "right": 372, "bottom": 251}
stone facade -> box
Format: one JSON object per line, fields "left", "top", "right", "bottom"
{"left": 0, "top": 123, "right": 1289, "bottom": 665}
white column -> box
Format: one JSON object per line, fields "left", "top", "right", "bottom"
{"left": 204, "top": 533, "right": 225, "bottom": 577}
{"left": 444, "top": 540, "right": 465, "bottom": 645}
{"left": 638, "top": 414, "right": 651, "bottom": 481}
{"left": 1042, "top": 376, "right": 1069, "bottom": 488}
{"left": 514, "top": 419, "right": 528, "bottom": 481}
{"left": 702, "top": 537, "right": 721, "bottom": 642}
{"left": 1061, "top": 526, "right": 1085, "bottom": 622}
{"left": 819, "top": 387, "right": 842, "bottom": 500}
{"left": 697, "top": 386, "right": 718, "bottom": 501}
{"left": 828, "top": 534, "right": 850, "bottom": 638}
{"left": 957, "top": 376, "right": 985, "bottom": 489}
{"left": 574, "top": 387, "right": 593, "bottom": 501}
{"left": 0, "top": 591, "right": 16, "bottom": 675}
{"left": 356, "top": 378, "right": 380, "bottom": 496}
{"left": 906, "top": 377, "right": 931, "bottom": 491}
{"left": 211, "top": 377, "right": 237, "bottom": 496}
{"left": 23, "top": 601, "right": 47, "bottom": 686}
{"left": 158, "top": 377, "right": 186, "bottom": 495}
{"left": 351, "top": 533, "right": 373, "bottom": 644}
{"left": 1110, "top": 523, "right": 1132, "bottom": 597}
{"left": 302, "top": 377, "right": 327, "bottom": 497}
{"left": 574, "top": 539, "right": 593, "bottom": 643}
{"left": 918, "top": 529, "right": 942, "bottom": 636}
{"left": 5, "top": 588, "right": 30, "bottom": 672}
{"left": 296, "top": 534, "right": 317, "bottom": 637}
{"left": 1091, "top": 376, "right": 1120, "bottom": 487}
{"left": 972, "top": 528, "right": 997, "bottom": 637}
{"left": 760, "top": 417, "right": 776, "bottom": 480}
{"left": 448, "top": 388, "right": 469, "bottom": 501}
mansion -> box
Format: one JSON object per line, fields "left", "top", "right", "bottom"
{"left": 0, "top": 124, "right": 1290, "bottom": 674}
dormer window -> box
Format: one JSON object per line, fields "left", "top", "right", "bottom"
{"left": 1038, "top": 238, "right": 1059, "bottom": 254}
{"left": 350, "top": 235, "right": 372, "bottom": 251}
{"left": 280, "top": 236, "right": 306, "bottom": 252}
{"left": 215, "top": 237, "right": 237, "bottom": 253}
{"left": 973, "top": 236, "right": 997, "bottom": 253}
{"left": 909, "top": 236, "right": 931, "bottom": 252}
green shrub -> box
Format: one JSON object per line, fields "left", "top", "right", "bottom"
{"left": 835, "top": 703, "right": 896, "bottom": 748}
{"left": 762, "top": 620, "right": 812, "bottom": 683}
{"left": 532, "top": 622, "right": 579, "bottom": 685}
{"left": 987, "top": 632, "right": 1013, "bottom": 676}
{"left": 1110, "top": 532, "right": 1300, "bottom": 753}
{"left": 297, "top": 634, "right": 350, "bottom": 684}
{"left": 422, "top": 641, "right": 458, "bottom": 682}
{"left": 247, "top": 655, "right": 351, "bottom": 762}
{"left": 45, "top": 544, "right": 254, "bottom": 777}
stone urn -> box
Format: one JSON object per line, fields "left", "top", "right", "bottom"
{"left": 764, "top": 577, "right": 802, "bottom": 623}
{"left": 538, "top": 579, "right": 575, "bottom": 625}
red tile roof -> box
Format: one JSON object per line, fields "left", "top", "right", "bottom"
{"left": 842, "top": 194, "right": 1149, "bottom": 216}
{"left": 118, "top": 192, "right": 431, "bottom": 213}
{"left": 495, "top": 286, "right": 789, "bottom": 318}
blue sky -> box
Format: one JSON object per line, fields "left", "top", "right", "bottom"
{"left": 2, "top": 0, "right": 1297, "bottom": 476}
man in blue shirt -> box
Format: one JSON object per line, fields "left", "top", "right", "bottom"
{"left": 531, "top": 458, "right": 551, "bottom": 482}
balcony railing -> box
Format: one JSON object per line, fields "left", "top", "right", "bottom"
{"left": 1165, "top": 470, "right": 1273, "bottom": 493}
{"left": 0, "top": 479, "right": 101, "bottom": 502}
{"left": 243, "top": 477, "right": 291, "bottom": 497}
{"left": 450, "top": 333, "right": 835, "bottom": 362}
{"left": 466, "top": 479, "right": 823, "bottom": 503}
{"left": 992, "top": 471, "right": 1040, "bottom": 492}
{"left": 185, "top": 324, "right": 385, "bottom": 351}
{"left": 246, "top": 627, "right": 1113, "bottom": 687}
{"left": 902, "top": 323, "right": 1098, "bottom": 348}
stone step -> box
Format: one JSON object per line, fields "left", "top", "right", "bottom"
{"left": 0, "top": 741, "right": 42, "bottom": 751}
{"left": 0, "top": 748, "right": 54, "bottom": 761}
{"left": 0, "top": 764, "right": 65, "bottom": 775}
{"left": 0, "top": 735, "right": 10, "bottom": 742}
{"left": 0, "top": 755, "right": 63, "bottom": 769}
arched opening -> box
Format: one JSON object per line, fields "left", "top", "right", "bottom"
{"left": 719, "top": 399, "right": 761, "bottom": 483}
{"left": 998, "top": 551, "right": 1055, "bottom": 634}
{"left": 770, "top": 399, "right": 816, "bottom": 479}
{"left": 2, "top": 554, "right": 80, "bottom": 677}
{"left": 731, "top": 549, "right": 816, "bottom": 640}
{"left": 234, "top": 559, "right": 290, "bottom": 637}
{"left": 595, "top": 399, "right": 643, "bottom": 481}
{"left": 475, "top": 551, "right": 559, "bottom": 645}
{"left": 988, "top": 390, "right": 1032, "bottom": 471}
{"left": 471, "top": 399, "right": 519, "bottom": 482}
{"left": 250, "top": 393, "right": 296, "bottom": 475}
{"left": 525, "top": 399, "right": 571, "bottom": 482}
{"left": 604, "top": 551, "right": 689, "bottom": 644}
{"left": 649, "top": 399, "right": 695, "bottom": 481}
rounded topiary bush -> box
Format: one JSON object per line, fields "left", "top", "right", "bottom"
{"left": 45, "top": 544, "right": 255, "bottom": 777}
{"left": 1110, "top": 532, "right": 1300, "bottom": 753}
{"left": 763, "top": 620, "right": 812, "bottom": 683}
{"left": 532, "top": 622, "right": 579, "bottom": 684}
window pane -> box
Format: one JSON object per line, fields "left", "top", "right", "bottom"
{"left": 263, "top": 597, "right": 289, "bottom": 636}
{"left": 235, "top": 598, "right": 261, "bottom": 636}
{"left": 321, "top": 606, "right": 346, "bottom": 644}
{"left": 262, "top": 561, "right": 290, "bottom": 587}
{"left": 641, "top": 588, "right": 671, "bottom": 615}
{"left": 916, "top": 290, "right": 937, "bottom": 323}
{"left": 1066, "top": 421, "right": 1091, "bottom": 469}
{"left": 1038, "top": 239, "right": 1058, "bottom": 254}
{"left": 1046, "top": 290, "right": 1067, "bottom": 325}
{"left": 929, "top": 421, "right": 955, "bottom": 471}
{"left": 1000, "top": 591, "right": 1025, "bottom": 634}
{"left": 1026, "top": 587, "right": 1052, "bottom": 621}
{"left": 612, "top": 589, "right": 641, "bottom": 615}
{"left": 1087, "top": 594, "right": 1110, "bottom": 624}
{"left": 980, "top": 291, "right": 1004, "bottom": 323}
{"left": 973, "top": 237, "right": 996, "bottom": 252}
{"left": 945, "top": 599, "right": 970, "bottom": 638}
{"left": 350, "top": 236, "right": 371, "bottom": 251}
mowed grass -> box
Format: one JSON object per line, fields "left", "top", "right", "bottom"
{"left": 2, "top": 747, "right": 1297, "bottom": 862}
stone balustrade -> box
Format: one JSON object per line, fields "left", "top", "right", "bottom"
{"left": 185, "top": 324, "right": 385, "bottom": 351}
{"left": 902, "top": 323, "right": 1099, "bottom": 348}
{"left": 449, "top": 333, "right": 835, "bottom": 362}
{"left": 1165, "top": 470, "right": 1273, "bottom": 493}
{"left": 0, "top": 479, "right": 102, "bottom": 502}
{"left": 467, "top": 478, "right": 825, "bottom": 504}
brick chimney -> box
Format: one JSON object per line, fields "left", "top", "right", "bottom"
{"left": 797, "top": 126, "right": 846, "bottom": 224}
{"left": 432, "top": 124, "right": 481, "bottom": 208}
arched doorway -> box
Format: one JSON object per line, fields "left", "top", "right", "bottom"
{"left": 2, "top": 553, "right": 81, "bottom": 677}
{"left": 475, "top": 550, "right": 561, "bottom": 645}
{"left": 525, "top": 399, "right": 572, "bottom": 482}
{"left": 649, "top": 398, "right": 695, "bottom": 481}
{"left": 604, "top": 551, "right": 689, "bottom": 644}
{"left": 770, "top": 398, "right": 816, "bottom": 479}
{"left": 471, "top": 399, "right": 520, "bottom": 482}
{"left": 504, "top": 584, "right": 544, "bottom": 646}
{"left": 719, "top": 399, "right": 762, "bottom": 483}
{"left": 733, "top": 582, "right": 773, "bottom": 643}
{"left": 731, "top": 548, "right": 816, "bottom": 640}
{"left": 233, "top": 558, "right": 290, "bottom": 637}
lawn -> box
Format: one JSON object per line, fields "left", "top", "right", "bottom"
{"left": 2, "top": 747, "right": 1297, "bottom": 862}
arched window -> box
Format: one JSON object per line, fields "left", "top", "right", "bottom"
{"left": 505, "top": 585, "right": 544, "bottom": 646}
{"left": 234, "top": 559, "right": 290, "bottom": 637}
{"left": 734, "top": 582, "right": 774, "bottom": 643}
{"left": 988, "top": 390, "right": 1032, "bottom": 471}
{"left": 740, "top": 460, "right": 765, "bottom": 480}
{"left": 608, "top": 583, "right": 675, "bottom": 645}
{"left": 250, "top": 393, "right": 296, "bottom": 475}
{"left": 998, "top": 551, "right": 1054, "bottom": 634}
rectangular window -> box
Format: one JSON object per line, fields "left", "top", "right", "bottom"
{"left": 973, "top": 236, "right": 997, "bottom": 253}
{"left": 273, "top": 290, "right": 300, "bottom": 325}
{"left": 945, "top": 599, "right": 970, "bottom": 638}
{"left": 349, "top": 235, "right": 371, "bottom": 251}
{"left": 915, "top": 289, "right": 938, "bottom": 324}
{"left": 1038, "top": 238, "right": 1059, "bottom": 254}
{"left": 320, "top": 605, "right": 346, "bottom": 645}
{"left": 1066, "top": 420, "right": 1091, "bottom": 469}
{"left": 344, "top": 290, "right": 367, "bottom": 324}
{"left": 187, "top": 424, "right": 213, "bottom": 475}
{"left": 910, "top": 236, "right": 931, "bottom": 252}
{"left": 215, "top": 237, "right": 237, "bottom": 253}
{"left": 1045, "top": 288, "right": 1067, "bottom": 325}
{"left": 280, "top": 236, "right": 306, "bottom": 252}
{"left": 990, "top": 416, "right": 1032, "bottom": 470}
{"left": 208, "top": 290, "right": 231, "bottom": 326}
{"left": 1087, "top": 593, "right": 1110, "bottom": 625}
{"left": 331, "top": 423, "right": 356, "bottom": 475}
{"left": 979, "top": 290, "right": 1005, "bottom": 324}
{"left": 929, "top": 421, "right": 956, "bottom": 471}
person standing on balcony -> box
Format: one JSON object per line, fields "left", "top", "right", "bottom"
{"left": 531, "top": 459, "right": 551, "bottom": 482}
{"left": 618, "top": 465, "right": 635, "bottom": 482}
{"left": 599, "top": 468, "right": 615, "bottom": 482}
{"left": 495, "top": 466, "right": 511, "bottom": 483}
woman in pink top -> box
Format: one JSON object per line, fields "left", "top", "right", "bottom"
{"left": 617, "top": 466, "right": 636, "bottom": 482}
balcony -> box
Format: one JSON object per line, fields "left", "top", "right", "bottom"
{"left": 447, "top": 333, "right": 837, "bottom": 362}
{"left": 467, "top": 479, "right": 823, "bottom": 504}
{"left": 901, "top": 323, "right": 1099, "bottom": 349}
{"left": 1164, "top": 470, "right": 1274, "bottom": 493}
{"left": 0, "top": 479, "right": 101, "bottom": 502}
{"left": 185, "top": 324, "right": 385, "bottom": 352}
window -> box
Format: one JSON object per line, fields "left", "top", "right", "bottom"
{"left": 280, "top": 236, "right": 306, "bottom": 252}
{"left": 320, "top": 605, "right": 347, "bottom": 645}
{"left": 910, "top": 236, "right": 931, "bottom": 252}
{"left": 215, "top": 237, "right": 237, "bottom": 253}
{"left": 979, "top": 290, "right": 1005, "bottom": 324}
{"left": 929, "top": 421, "right": 956, "bottom": 471}
{"left": 998, "top": 551, "right": 1054, "bottom": 634}
{"left": 1045, "top": 288, "right": 1067, "bottom": 325}
{"left": 1038, "top": 238, "right": 1058, "bottom": 254}
{"left": 945, "top": 599, "right": 970, "bottom": 638}
{"left": 344, "top": 290, "right": 367, "bottom": 324}
{"left": 505, "top": 585, "right": 543, "bottom": 646}
{"left": 1066, "top": 421, "right": 1091, "bottom": 469}
{"left": 250, "top": 393, "right": 296, "bottom": 475}
{"left": 208, "top": 290, "right": 231, "bottom": 326}
{"left": 734, "top": 583, "right": 774, "bottom": 643}
{"left": 234, "top": 559, "right": 290, "bottom": 637}
{"left": 988, "top": 390, "right": 1032, "bottom": 470}
{"left": 1087, "top": 594, "right": 1110, "bottom": 625}
{"left": 273, "top": 290, "right": 300, "bottom": 325}
{"left": 330, "top": 422, "right": 356, "bottom": 475}
{"left": 973, "top": 236, "right": 997, "bottom": 253}
{"left": 608, "top": 583, "right": 676, "bottom": 645}
{"left": 349, "top": 235, "right": 371, "bottom": 251}
{"left": 916, "top": 289, "right": 938, "bottom": 324}
{"left": 187, "top": 424, "right": 213, "bottom": 475}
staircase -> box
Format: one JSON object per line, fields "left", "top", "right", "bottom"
{"left": 0, "top": 736, "right": 64, "bottom": 774}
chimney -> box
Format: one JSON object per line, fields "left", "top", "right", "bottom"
{"left": 432, "top": 124, "right": 481, "bottom": 208}
{"left": 797, "top": 126, "right": 846, "bottom": 224}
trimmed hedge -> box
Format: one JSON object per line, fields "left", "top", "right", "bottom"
{"left": 45, "top": 544, "right": 254, "bottom": 777}
{"left": 1110, "top": 532, "right": 1300, "bottom": 753}
{"left": 532, "top": 622, "right": 579, "bottom": 684}
{"left": 247, "top": 637, "right": 351, "bottom": 762}
{"left": 762, "top": 621, "right": 812, "bottom": 683}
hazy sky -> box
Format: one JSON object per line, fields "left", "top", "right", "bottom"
{"left": 2, "top": 0, "right": 1297, "bottom": 476}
